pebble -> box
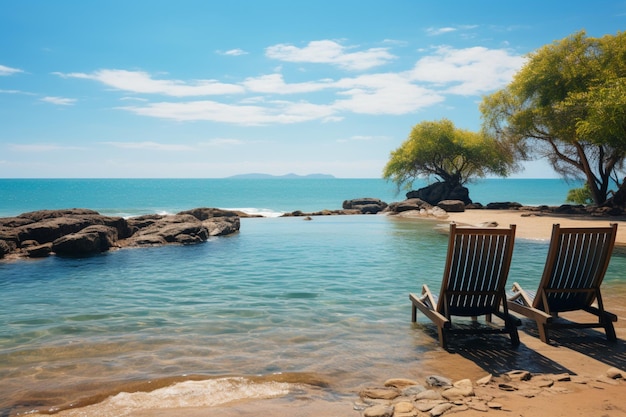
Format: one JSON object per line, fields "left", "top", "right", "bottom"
{"left": 607, "top": 367, "right": 624, "bottom": 379}
{"left": 364, "top": 404, "right": 394, "bottom": 417}
{"left": 430, "top": 403, "right": 454, "bottom": 416}
{"left": 357, "top": 368, "right": 623, "bottom": 417}
{"left": 426, "top": 375, "right": 452, "bottom": 387}
{"left": 476, "top": 374, "right": 492, "bottom": 385}
{"left": 385, "top": 378, "right": 420, "bottom": 388}
{"left": 393, "top": 401, "right": 415, "bottom": 414}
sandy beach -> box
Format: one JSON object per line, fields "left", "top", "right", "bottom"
{"left": 36, "top": 209, "right": 626, "bottom": 417}
{"left": 445, "top": 208, "right": 626, "bottom": 245}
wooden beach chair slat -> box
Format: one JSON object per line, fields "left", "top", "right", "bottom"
{"left": 411, "top": 223, "right": 520, "bottom": 349}
{"left": 507, "top": 223, "right": 618, "bottom": 343}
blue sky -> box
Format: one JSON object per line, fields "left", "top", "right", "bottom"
{"left": 1, "top": 0, "right": 625, "bottom": 178}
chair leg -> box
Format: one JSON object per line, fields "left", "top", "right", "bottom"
{"left": 537, "top": 322, "right": 549, "bottom": 343}
{"left": 437, "top": 326, "right": 447, "bottom": 349}
{"left": 411, "top": 304, "right": 417, "bottom": 322}
{"left": 509, "top": 325, "right": 520, "bottom": 347}
{"left": 604, "top": 321, "right": 617, "bottom": 342}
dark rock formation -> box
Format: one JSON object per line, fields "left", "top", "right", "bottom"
{"left": 386, "top": 198, "right": 433, "bottom": 213}
{"left": 0, "top": 207, "right": 240, "bottom": 260}
{"left": 437, "top": 200, "right": 465, "bottom": 213}
{"left": 342, "top": 198, "right": 388, "bottom": 214}
{"left": 406, "top": 183, "right": 472, "bottom": 206}
{"left": 486, "top": 202, "right": 523, "bottom": 210}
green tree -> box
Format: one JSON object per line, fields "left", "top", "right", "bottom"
{"left": 480, "top": 31, "right": 626, "bottom": 206}
{"left": 383, "top": 119, "right": 516, "bottom": 191}
{"left": 566, "top": 183, "right": 594, "bottom": 205}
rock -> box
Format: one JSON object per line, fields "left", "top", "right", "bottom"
{"left": 437, "top": 200, "right": 465, "bottom": 213}
{"left": 51, "top": 224, "right": 119, "bottom": 255}
{"left": 430, "top": 402, "right": 454, "bottom": 416}
{"left": 393, "top": 401, "right": 415, "bottom": 414}
{"left": 363, "top": 404, "right": 394, "bottom": 417}
{"left": 442, "top": 379, "right": 474, "bottom": 400}
{"left": 487, "top": 401, "right": 503, "bottom": 409}
{"left": 17, "top": 216, "right": 97, "bottom": 244}
{"left": 498, "top": 383, "right": 517, "bottom": 391}
{"left": 415, "top": 401, "right": 444, "bottom": 412}
{"left": 26, "top": 243, "right": 53, "bottom": 258}
{"left": 476, "top": 374, "right": 493, "bottom": 385}
{"left": 359, "top": 387, "right": 401, "bottom": 400}
{"left": 52, "top": 231, "right": 107, "bottom": 256}
{"left": 386, "top": 198, "right": 432, "bottom": 213}
{"left": 0, "top": 207, "right": 240, "bottom": 260}
{"left": 0, "top": 239, "right": 10, "bottom": 258}
{"left": 402, "top": 385, "right": 427, "bottom": 396}
{"left": 426, "top": 375, "right": 452, "bottom": 387}
{"left": 342, "top": 198, "right": 388, "bottom": 214}
{"left": 607, "top": 367, "right": 623, "bottom": 379}
{"left": 384, "top": 378, "right": 420, "bottom": 389}
{"left": 506, "top": 370, "right": 531, "bottom": 381}
{"left": 406, "top": 183, "right": 472, "bottom": 206}
{"left": 416, "top": 390, "right": 443, "bottom": 400}
{"left": 485, "top": 202, "right": 522, "bottom": 210}
{"left": 467, "top": 401, "right": 489, "bottom": 412}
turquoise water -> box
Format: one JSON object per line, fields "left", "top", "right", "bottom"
{"left": 0, "top": 178, "right": 621, "bottom": 415}
{"left": 0, "top": 178, "right": 583, "bottom": 218}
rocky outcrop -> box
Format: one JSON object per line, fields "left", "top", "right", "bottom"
{"left": 437, "top": 200, "right": 465, "bottom": 213}
{"left": 342, "top": 198, "right": 388, "bottom": 214}
{"left": 0, "top": 208, "right": 240, "bottom": 260}
{"left": 407, "top": 182, "right": 472, "bottom": 206}
{"left": 384, "top": 198, "right": 450, "bottom": 219}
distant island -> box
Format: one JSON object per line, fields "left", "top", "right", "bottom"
{"left": 227, "top": 173, "right": 336, "bottom": 179}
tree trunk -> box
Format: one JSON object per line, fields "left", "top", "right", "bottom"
{"left": 605, "top": 181, "right": 626, "bottom": 209}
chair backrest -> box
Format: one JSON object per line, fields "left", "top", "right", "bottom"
{"left": 534, "top": 223, "right": 617, "bottom": 313}
{"left": 437, "top": 223, "right": 516, "bottom": 317}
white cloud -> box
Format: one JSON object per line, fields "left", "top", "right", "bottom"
{"left": 9, "top": 143, "right": 84, "bottom": 151}
{"left": 119, "top": 99, "right": 337, "bottom": 125}
{"left": 0, "top": 64, "right": 23, "bottom": 76}
{"left": 218, "top": 48, "right": 248, "bottom": 56}
{"left": 266, "top": 40, "right": 395, "bottom": 71}
{"left": 200, "top": 138, "right": 245, "bottom": 147}
{"left": 427, "top": 27, "right": 457, "bottom": 36}
{"left": 333, "top": 73, "right": 444, "bottom": 115}
{"left": 242, "top": 73, "right": 333, "bottom": 94}
{"left": 426, "top": 25, "right": 479, "bottom": 36}
{"left": 0, "top": 89, "right": 35, "bottom": 95}
{"left": 102, "top": 141, "right": 194, "bottom": 151}
{"left": 40, "top": 96, "right": 77, "bottom": 105}
{"left": 120, "top": 96, "right": 149, "bottom": 102}
{"left": 410, "top": 46, "right": 526, "bottom": 95}
{"left": 54, "top": 44, "right": 523, "bottom": 124}
{"left": 56, "top": 69, "right": 245, "bottom": 97}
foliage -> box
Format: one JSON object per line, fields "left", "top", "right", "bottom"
{"left": 382, "top": 119, "right": 516, "bottom": 191}
{"left": 480, "top": 30, "right": 626, "bottom": 206}
{"left": 566, "top": 183, "right": 594, "bottom": 205}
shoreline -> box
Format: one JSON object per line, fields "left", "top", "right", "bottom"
{"left": 441, "top": 208, "right": 626, "bottom": 245}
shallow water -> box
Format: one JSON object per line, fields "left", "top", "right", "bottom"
{"left": 2, "top": 215, "right": 625, "bottom": 415}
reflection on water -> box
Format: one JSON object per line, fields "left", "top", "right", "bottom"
{"left": 1, "top": 215, "right": 625, "bottom": 415}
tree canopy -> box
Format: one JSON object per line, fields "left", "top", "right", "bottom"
{"left": 480, "top": 30, "right": 626, "bottom": 206}
{"left": 383, "top": 118, "right": 516, "bottom": 191}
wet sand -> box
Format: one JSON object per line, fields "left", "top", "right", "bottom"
{"left": 31, "top": 210, "right": 626, "bottom": 417}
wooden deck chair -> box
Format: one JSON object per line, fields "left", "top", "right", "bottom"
{"left": 410, "top": 223, "right": 520, "bottom": 349}
{"left": 507, "top": 223, "right": 618, "bottom": 343}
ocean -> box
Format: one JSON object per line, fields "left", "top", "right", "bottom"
{"left": 1, "top": 178, "right": 624, "bottom": 416}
